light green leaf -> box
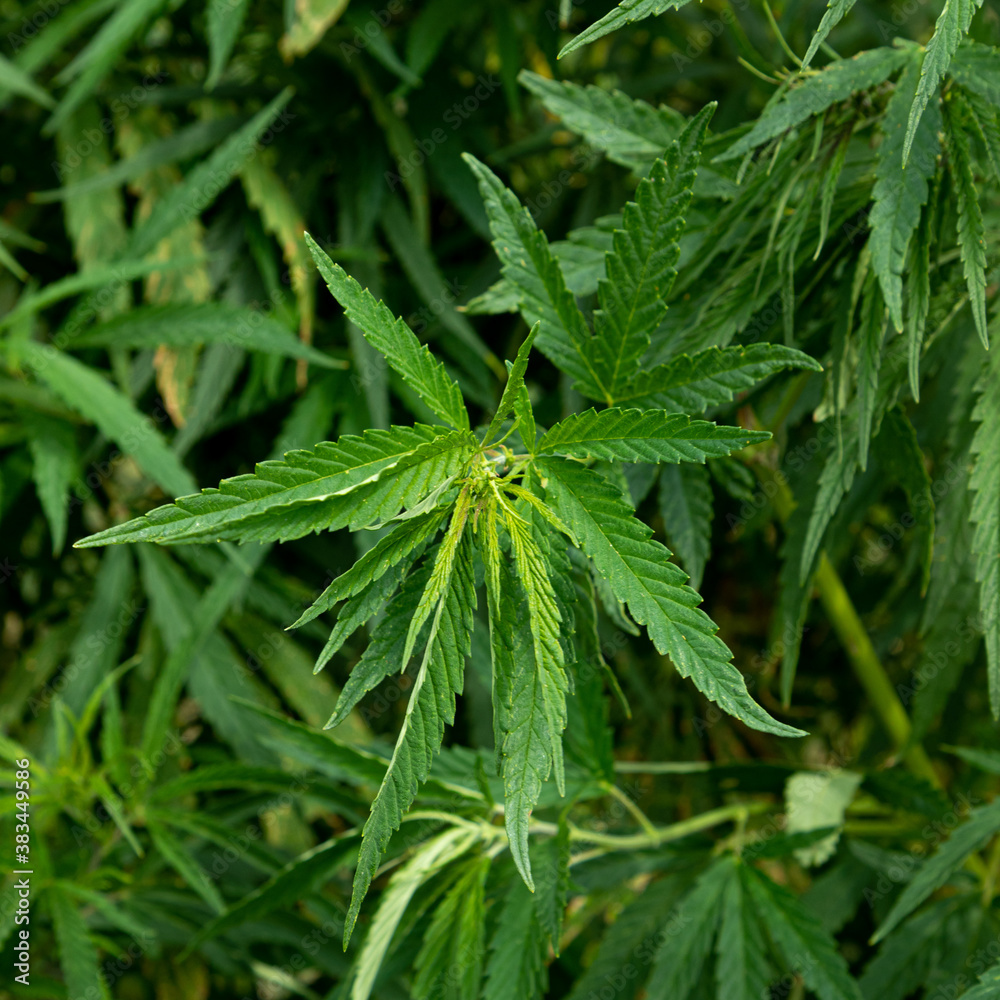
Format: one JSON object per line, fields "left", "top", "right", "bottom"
{"left": 944, "top": 93, "right": 989, "bottom": 348}
{"left": 324, "top": 561, "right": 433, "bottom": 728}
{"left": 483, "top": 324, "right": 538, "bottom": 446}
{"left": 352, "top": 828, "right": 479, "bottom": 1000}
{"left": 498, "top": 499, "right": 569, "bottom": 886}
{"left": 802, "top": 0, "right": 859, "bottom": 68}
{"left": 462, "top": 153, "right": 605, "bottom": 398}
{"left": 538, "top": 458, "right": 804, "bottom": 736}
{"left": 592, "top": 105, "right": 714, "bottom": 397}
{"left": 785, "top": 770, "right": 863, "bottom": 867}
{"left": 538, "top": 408, "right": 769, "bottom": 465}
{"left": 292, "top": 508, "right": 447, "bottom": 629}
{"left": 76, "top": 425, "right": 476, "bottom": 548}
{"left": 345, "top": 532, "right": 476, "bottom": 944}
{"left": 307, "top": 233, "right": 470, "bottom": 429}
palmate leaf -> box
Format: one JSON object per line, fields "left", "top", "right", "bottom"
{"left": 49, "top": 885, "right": 111, "bottom": 1000}
{"left": 716, "top": 860, "right": 774, "bottom": 1000}
{"left": 75, "top": 425, "right": 477, "bottom": 548}
{"left": 870, "top": 51, "right": 941, "bottom": 332}
{"left": 412, "top": 854, "right": 490, "bottom": 1000}
{"left": 538, "top": 408, "right": 769, "bottom": 465}
{"left": 537, "top": 458, "right": 804, "bottom": 736}
{"left": 645, "top": 858, "right": 733, "bottom": 1000}
{"left": 517, "top": 70, "right": 683, "bottom": 173}
{"left": 462, "top": 153, "right": 606, "bottom": 398}
{"left": 345, "top": 532, "right": 476, "bottom": 944}
{"left": 483, "top": 870, "right": 549, "bottom": 1000}
{"left": 969, "top": 345, "right": 1000, "bottom": 715}
{"left": 307, "top": 234, "right": 469, "bottom": 429}
{"left": 718, "top": 47, "right": 912, "bottom": 162}
{"left": 744, "top": 864, "right": 863, "bottom": 1000}
{"left": 944, "top": 94, "right": 989, "bottom": 349}
{"left": 872, "top": 798, "right": 1000, "bottom": 944}
{"left": 612, "top": 344, "right": 822, "bottom": 412}
{"left": 802, "top": 0, "right": 859, "bottom": 68}
{"left": 904, "top": 0, "right": 984, "bottom": 164}
{"left": 591, "top": 105, "right": 713, "bottom": 398}
{"left": 557, "top": 0, "right": 694, "bottom": 59}
{"left": 566, "top": 876, "right": 691, "bottom": 1000}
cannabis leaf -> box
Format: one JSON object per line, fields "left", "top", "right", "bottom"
{"left": 537, "top": 457, "right": 805, "bottom": 737}
{"left": 589, "top": 104, "right": 713, "bottom": 397}
{"left": 802, "top": 0, "right": 859, "bottom": 69}
{"left": 904, "top": 0, "right": 984, "bottom": 164}
{"left": 719, "top": 47, "right": 911, "bottom": 162}
{"left": 611, "top": 344, "right": 822, "bottom": 411}
{"left": 306, "top": 233, "right": 469, "bottom": 429}
{"left": 462, "top": 153, "right": 605, "bottom": 397}
{"left": 518, "top": 69, "right": 683, "bottom": 173}
{"left": 537, "top": 408, "right": 770, "bottom": 464}
{"left": 969, "top": 346, "right": 1000, "bottom": 715}
{"left": 345, "top": 527, "right": 476, "bottom": 944}
{"left": 870, "top": 51, "right": 941, "bottom": 332}
{"left": 75, "top": 426, "right": 476, "bottom": 547}
{"left": 557, "top": 0, "right": 693, "bottom": 59}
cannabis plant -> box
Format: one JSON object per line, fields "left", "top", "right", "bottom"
{"left": 5, "top": 0, "right": 1000, "bottom": 998}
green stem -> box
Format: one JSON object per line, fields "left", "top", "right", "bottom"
{"left": 812, "top": 554, "right": 938, "bottom": 785}
{"left": 531, "top": 801, "right": 770, "bottom": 854}
{"left": 600, "top": 779, "right": 658, "bottom": 838}
{"left": 758, "top": 461, "right": 939, "bottom": 786}
{"left": 613, "top": 761, "right": 712, "bottom": 775}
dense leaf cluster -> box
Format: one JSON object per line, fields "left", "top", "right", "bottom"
{"left": 2, "top": 1, "right": 1000, "bottom": 998}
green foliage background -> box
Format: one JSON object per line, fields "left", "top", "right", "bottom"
{"left": 2, "top": 0, "right": 1000, "bottom": 998}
